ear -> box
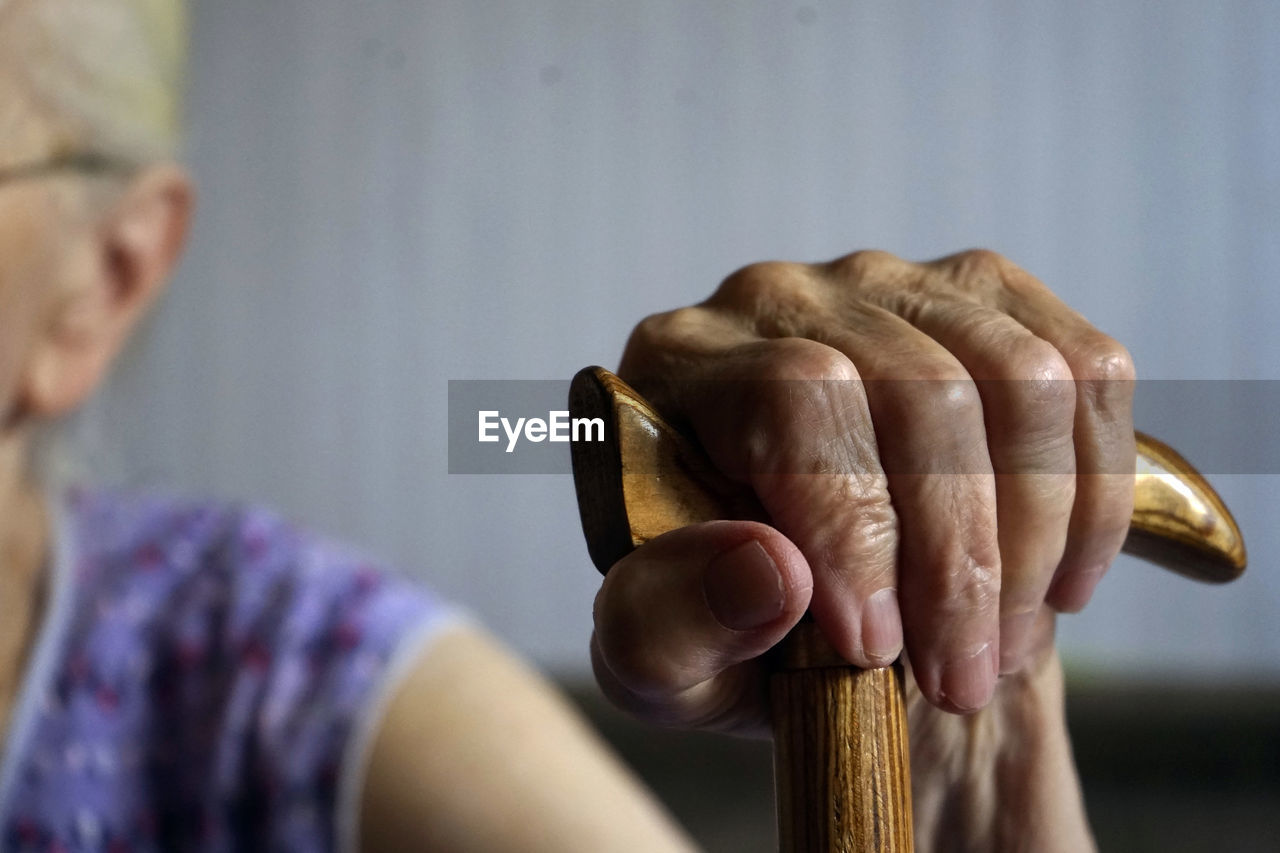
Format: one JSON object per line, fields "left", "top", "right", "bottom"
{"left": 21, "top": 164, "right": 194, "bottom": 420}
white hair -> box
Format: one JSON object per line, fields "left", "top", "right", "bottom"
{"left": 0, "top": 0, "right": 187, "bottom": 165}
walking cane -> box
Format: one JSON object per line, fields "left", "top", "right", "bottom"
{"left": 569, "top": 366, "right": 1246, "bottom": 852}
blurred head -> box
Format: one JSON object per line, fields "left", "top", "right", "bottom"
{"left": 0, "top": 0, "right": 193, "bottom": 479}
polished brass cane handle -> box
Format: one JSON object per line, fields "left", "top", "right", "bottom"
{"left": 568, "top": 366, "right": 1246, "bottom": 852}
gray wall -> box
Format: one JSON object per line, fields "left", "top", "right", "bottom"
{"left": 96, "top": 0, "right": 1279, "bottom": 679}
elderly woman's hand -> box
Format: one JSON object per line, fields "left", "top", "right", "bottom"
{"left": 589, "top": 249, "right": 1126, "bottom": 847}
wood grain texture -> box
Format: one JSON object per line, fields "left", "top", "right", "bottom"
{"left": 568, "top": 366, "right": 1247, "bottom": 853}
{"left": 772, "top": 660, "right": 912, "bottom": 853}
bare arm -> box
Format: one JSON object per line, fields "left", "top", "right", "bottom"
{"left": 358, "top": 625, "right": 698, "bottom": 853}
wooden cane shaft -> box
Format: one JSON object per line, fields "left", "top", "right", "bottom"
{"left": 772, "top": 661, "right": 912, "bottom": 852}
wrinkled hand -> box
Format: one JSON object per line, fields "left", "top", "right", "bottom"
{"left": 591, "top": 249, "right": 1135, "bottom": 727}
{"left": 589, "top": 250, "right": 1124, "bottom": 848}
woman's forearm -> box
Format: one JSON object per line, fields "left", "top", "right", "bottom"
{"left": 359, "top": 626, "right": 698, "bottom": 853}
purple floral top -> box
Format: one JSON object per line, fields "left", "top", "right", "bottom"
{"left": 0, "top": 489, "right": 460, "bottom": 852}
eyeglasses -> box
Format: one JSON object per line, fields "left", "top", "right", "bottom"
{"left": 0, "top": 152, "right": 136, "bottom": 185}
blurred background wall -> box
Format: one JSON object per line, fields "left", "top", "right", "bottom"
{"left": 92, "top": 0, "right": 1277, "bottom": 684}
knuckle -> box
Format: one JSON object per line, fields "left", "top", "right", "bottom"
{"left": 1069, "top": 334, "right": 1136, "bottom": 413}
{"left": 877, "top": 359, "right": 983, "bottom": 452}
{"left": 627, "top": 306, "right": 707, "bottom": 352}
{"left": 753, "top": 337, "right": 858, "bottom": 383}
{"left": 1071, "top": 333, "right": 1137, "bottom": 384}
{"left": 710, "top": 261, "right": 812, "bottom": 312}
{"left": 685, "top": 339, "right": 868, "bottom": 481}
{"left": 1006, "top": 336, "right": 1074, "bottom": 385}
{"left": 605, "top": 650, "right": 677, "bottom": 697}
{"left": 918, "top": 368, "right": 982, "bottom": 421}
{"left": 828, "top": 249, "right": 906, "bottom": 281}
{"left": 593, "top": 605, "right": 680, "bottom": 696}
{"left": 808, "top": 472, "right": 896, "bottom": 533}
{"left": 937, "top": 553, "right": 1001, "bottom": 617}
{"left": 900, "top": 350, "right": 972, "bottom": 386}
{"left": 826, "top": 484, "right": 898, "bottom": 570}
{"left": 1002, "top": 337, "right": 1077, "bottom": 434}
{"left": 957, "top": 247, "right": 1008, "bottom": 274}
{"left": 932, "top": 248, "right": 1012, "bottom": 285}
{"left": 590, "top": 636, "right": 643, "bottom": 712}
{"left": 930, "top": 248, "right": 1037, "bottom": 301}
{"left": 725, "top": 345, "right": 874, "bottom": 480}
{"left": 736, "top": 389, "right": 843, "bottom": 478}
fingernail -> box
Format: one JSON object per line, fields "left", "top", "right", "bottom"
{"left": 861, "top": 588, "right": 903, "bottom": 665}
{"left": 939, "top": 643, "right": 997, "bottom": 713}
{"left": 1048, "top": 563, "right": 1108, "bottom": 613}
{"left": 704, "top": 540, "right": 786, "bottom": 631}
{"left": 998, "top": 611, "right": 1037, "bottom": 674}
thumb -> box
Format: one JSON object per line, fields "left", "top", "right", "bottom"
{"left": 591, "top": 520, "right": 812, "bottom": 732}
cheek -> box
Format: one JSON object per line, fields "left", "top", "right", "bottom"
{"left": 0, "top": 198, "right": 61, "bottom": 412}
{"left": 0, "top": 279, "right": 39, "bottom": 413}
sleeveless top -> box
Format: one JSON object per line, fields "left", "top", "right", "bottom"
{"left": 0, "top": 489, "right": 461, "bottom": 852}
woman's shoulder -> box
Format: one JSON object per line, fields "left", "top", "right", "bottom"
{"left": 66, "top": 485, "right": 403, "bottom": 582}
{"left": 66, "top": 485, "right": 350, "bottom": 576}
{"left": 58, "top": 485, "right": 456, "bottom": 658}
